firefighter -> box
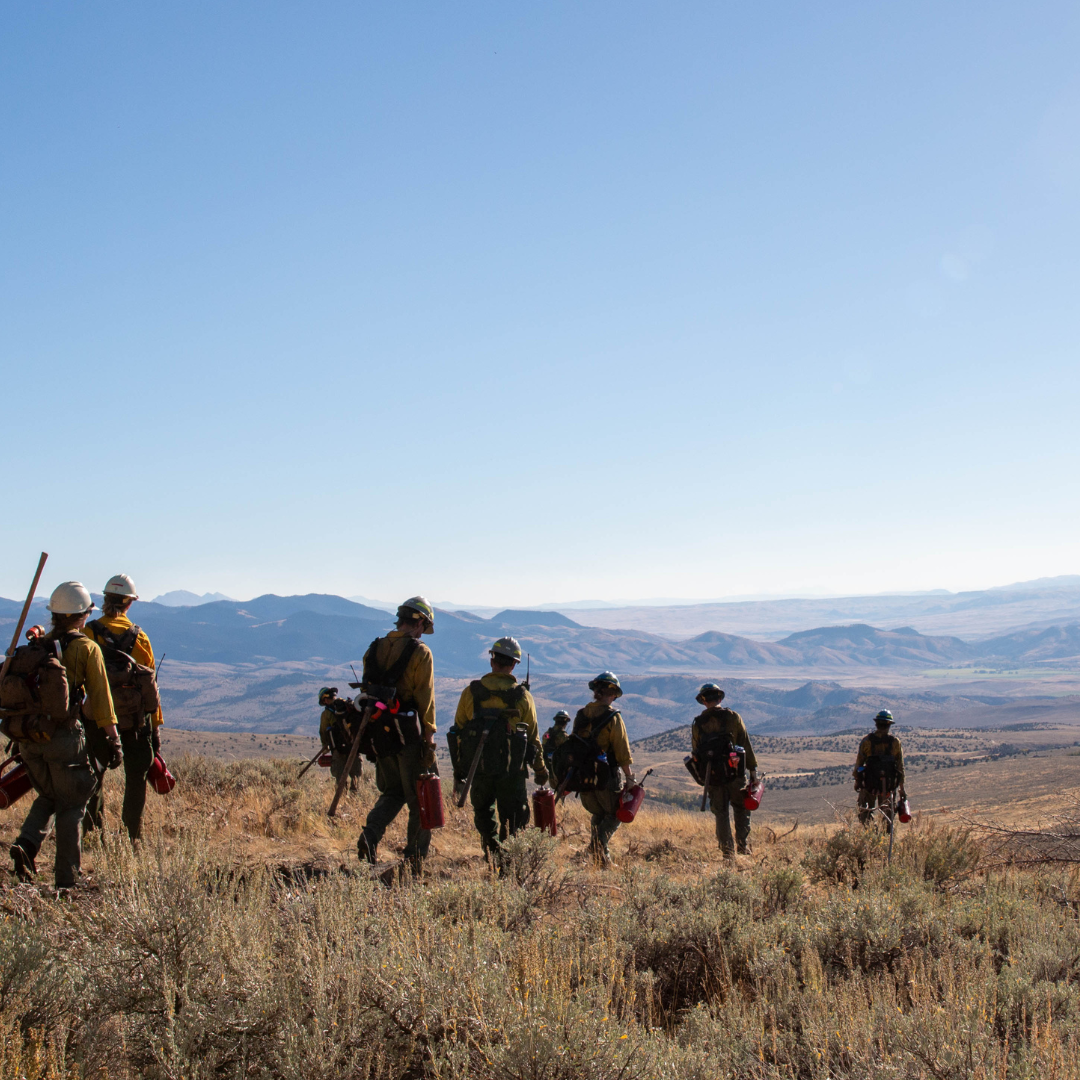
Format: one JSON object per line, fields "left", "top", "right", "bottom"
{"left": 82, "top": 574, "right": 164, "bottom": 843}
{"left": 853, "top": 710, "right": 906, "bottom": 827}
{"left": 691, "top": 682, "right": 758, "bottom": 859}
{"left": 450, "top": 637, "right": 546, "bottom": 862}
{"left": 573, "top": 671, "right": 634, "bottom": 869}
{"left": 541, "top": 710, "right": 571, "bottom": 775}
{"left": 498, "top": 685, "right": 542, "bottom": 843}
{"left": 355, "top": 597, "right": 437, "bottom": 871}
{"left": 318, "top": 687, "right": 362, "bottom": 791}
{"left": 9, "top": 582, "right": 122, "bottom": 891}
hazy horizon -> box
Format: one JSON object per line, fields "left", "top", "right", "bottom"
{"left": 13, "top": 570, "right": 1070, "bottom": 613}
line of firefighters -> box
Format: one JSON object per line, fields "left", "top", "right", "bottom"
{"left": 1, "top": 585, "right": 910, "bottom": 890}
{"left": 316, "top": 596, "right": 911, "bottom": 872}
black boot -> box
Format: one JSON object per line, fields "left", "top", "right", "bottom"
{"left": 357, "top": 832, "right": 377, "bottom": 865}
{"left": 10, "top": 839, "right": 38, "bottom": 882}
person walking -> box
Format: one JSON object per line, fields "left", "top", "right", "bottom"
{"left": 355, "top": 597, "right": 437, "bottom": 871}
{"left": 7, "top": 582, "right": 121, "bottom": 891}
{"left": 568, "top": 672, "right": 634, "bottom": 869}
{"left": 541, "top": 710, "right": 571, "bottom": 776}
{"left": 82, "top": 574, "right": 163, "bottom": 842}
{"left": 450, "top": 637, "right": 546, "bottom": 862}
{"left": 853, "top": 710, "right": 906, "bottom": 827}
{"left": 318, "top": 687, "right": 362, "bottom": 791}
{"left": 690, "top": 682, "right": 758, "bottom": 860}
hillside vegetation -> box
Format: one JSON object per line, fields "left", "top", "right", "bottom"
{"left": 4, "top": 756, "right": 1080, "bottom": 1078}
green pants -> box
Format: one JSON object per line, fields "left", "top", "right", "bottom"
{"left": 470, "top": 771, "right": 528, "bottom": 855}
{"left": 330, "top": 749, "right": 363, "bottom": 786}
{"left": 580, "top": 787, "right": 621, "bottom": 856}
{"left": 83, "top": 719, "right": 156, "bottom": 842}
{"left": 858, "top": 788, "right": 896, "bottom": 828}
{"left": 17, "top": 725, "right": 98, "bottom": 888}
{"left": 361, "top": 743, "right": 429, "bottom": 861}
{"left": 497, "top": 770, "right": 530, "bottom": 842}
{"left": 708, "top": 778, "right": 751, "bottom": 855}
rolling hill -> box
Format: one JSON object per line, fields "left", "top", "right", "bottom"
{"left": 562, "top": 575, "right": 1080, "bottom": 640}
{"left": 3, "top": 594, "right": 1079, "bottom": 675}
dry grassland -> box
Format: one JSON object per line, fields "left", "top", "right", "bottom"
{"left": 5, "top": 747, "right": 1080, "bottom": 1078}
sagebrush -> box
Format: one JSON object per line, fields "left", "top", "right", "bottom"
{"left": 3, "top": 755, "right": 1080, "bottom": 1078}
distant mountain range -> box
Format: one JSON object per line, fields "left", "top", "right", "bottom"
{"left": 151, "top": 590, "right": 235, "bottom": 607}
{"left": 563, "top": 576, "right": 1080, "bottom": 640}
{"left": 3, "top": 590, "right": 1079, "bottom": 676}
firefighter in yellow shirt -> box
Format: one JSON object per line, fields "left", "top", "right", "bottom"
{"left": 853, "top": 710, "right": 906, "bottom": 826}
{"left": 690, "top": 683, "right": 758, "bottom": 858}
{"left": 564, "top": 672, "right": 634, "bottom": 869}
{"left": 9, "top": 582, "right": 121, "bottom": 890}
{"left": 81, "top": 575, "right": 163, "bottom": 842}
{"left": 319, "top": 687, "right": 362, "bottom": 791}
{"left": 450, "top": 637, "right": 546, "bottom": 861}
{"left": 355, "top": 598, "right": 438, "bottom": 871}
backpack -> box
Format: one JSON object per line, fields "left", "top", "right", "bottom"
{"left": 0, "top": 635, "right": 77, "bottom": 741}
{"left": 550, "top": 708, "right": 617, "bottom": 793}
{"left": 452, "top": 682, "right": 526, "bottom": 781}
{"left": 324, "top": 699, "right": 353, "bottom": 753}
{"left": 356, "top": 637, "right": 422, "bottom": 759}
{"left": 691, "top": 720, "right": 746, "bottom": 785}
{"left": 860, "top": 733, "right": 899, "bottom": 793}
{"left": 87, "top": 620, "right": 161, "bottom": 731}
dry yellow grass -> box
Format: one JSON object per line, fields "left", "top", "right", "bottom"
{"left": 6, "top": 751, "right": 1080, "bottom": 1078}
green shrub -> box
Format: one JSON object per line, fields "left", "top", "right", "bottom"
{"left": 803, "top": 822, "right": 886, "bottom": 885}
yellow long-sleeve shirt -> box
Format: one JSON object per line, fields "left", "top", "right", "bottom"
{"left": 60, "top": 633, "right": 117, "bottom": 730}
{"left": 319, "top": 707, "right": 337, "bottom": 741}
{"left": 83, "top": 613, "right": 164, "bottom": 728}
{"left": 362, "top": 631, "right": 436, "bottom": 738}
{"left": 854, "top": 730, "right": 905, "bottom": 784}
{"left": 691, "top": 707, "right": 757, "bottom": 772}
{"left": 574, "top": 701, "right": 633, "bottom": 770}
{"left": 453, "top": 673, "right": 541, "bottom": 765}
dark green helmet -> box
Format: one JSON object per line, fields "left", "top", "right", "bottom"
{"left": 318, "top": 686, "right": 337, "bottom": 705}
{"left": 490, "top": 636, "right": 522, "bottom": 662}
{"left": 397, "top": 596, "right": 435, "bottom": 633}
{"left": 553, "top": 710, "right": 571, "bottom": 724}
{"left": 588, "top": 671, "right": 622, "bottom": 698}
{"left": 874, "top": 709, "right": 894, "bottom": 726}
{"left": 695, "top": 681, "right": 725, "bottom": 705}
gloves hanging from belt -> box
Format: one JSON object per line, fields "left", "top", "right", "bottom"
{"left": 151, "top": 727, "right": 161, "bottom": 754}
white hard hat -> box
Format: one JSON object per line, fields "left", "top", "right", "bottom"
{"left": 47, "top": 581, "right": 94, "bottom": 615}
{"left": 103, "top": 573, "right": 138, "bottom": 599}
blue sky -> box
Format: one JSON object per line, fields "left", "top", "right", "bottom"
{"left": 2, "top": 3, "right": 1078, "bottom": 606}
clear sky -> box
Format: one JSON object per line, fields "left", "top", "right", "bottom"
{"left": 2, "top": 3, "right": 1078, "bottom": 607}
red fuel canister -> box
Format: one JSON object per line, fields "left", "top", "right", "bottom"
{"left": 616, "top": 783, "right": 646, "bottom": 823}
{"left": 318, "top": 752, "right": 333, "bottom": 768}
{"left": 416, "top": 773, "right": 445, "bottom": 830}
{"left": 897, "top": 797, "right": 912, "bottom": 823}
{"left": 532, "top": 787, "right": 557, "bottom": 836}
{"left": 147, "top": 754, "right": 176, "bottom": 795}
{"left": 0, "top": 756, "right": 32, "bottom": 810}
{"left": 743, "top": 779, "right": 765, "bottom": 811}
